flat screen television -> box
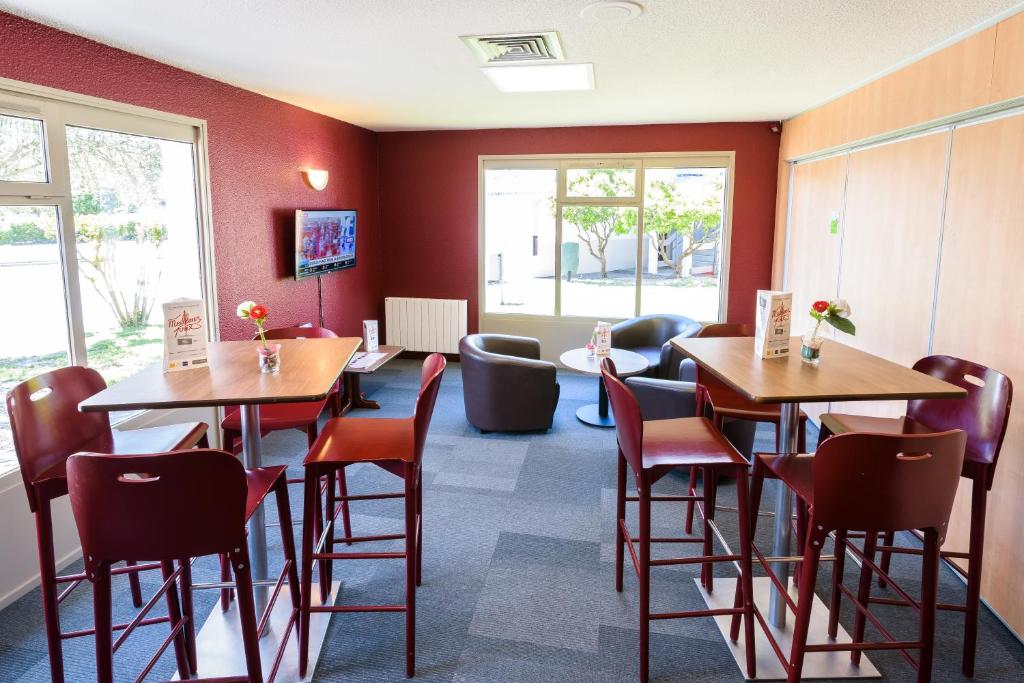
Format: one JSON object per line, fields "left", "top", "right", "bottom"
{"left": 294, "top": 209, "right": 356, "bottom": 279}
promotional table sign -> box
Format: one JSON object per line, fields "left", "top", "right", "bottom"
{"left": 754, "top": 290, "right": 792, "bottom": 359}
{"left": 595, "top": 321, "right": 612, "bottom": 357}
{"left": 362, "top": 320, "right": 379, "bottom": 351}
{"left": 163, "top": 298, "right": 209, "bottom": 372}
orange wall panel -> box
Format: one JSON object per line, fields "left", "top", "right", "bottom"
{"left": 991, "top": 12, "right": 1024, "bottom": 102}
{"left": 931, "top": 115, "right": 1024, "bottom": 635}
{"left": 782, "top": 24, "right": 1000, "bottom": 159}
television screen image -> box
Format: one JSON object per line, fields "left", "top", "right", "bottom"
{"left": 295, "top": 209, "right": 356, "bottom": 279}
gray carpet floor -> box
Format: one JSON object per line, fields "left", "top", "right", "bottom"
{"left": 1, "top": 359, "right": 1023, "bottom": 681}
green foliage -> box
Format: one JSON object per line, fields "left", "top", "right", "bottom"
{"left": 0, "top": 222, "right": 55, "bottom": 245}
{"left": 810, "top": 301, "right": 856, "bottom": 337}
{"left": 643, "top": 177, "right": 723, "bottom": 277}
{"left": 827, "top": 316, "right": 856, "bottom": 335}
{"left": 560, "top": 169, "right": 637, "bottom": 277}
{"left": 72, "top": 192, "right": 103, "bottom": 215}
{"left": 76, "top": 217, "right": 169, "bottom": 331}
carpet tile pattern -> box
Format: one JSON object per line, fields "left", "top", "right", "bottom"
{"left": 1, "top": 359, "right": 1023, "bottom": 681}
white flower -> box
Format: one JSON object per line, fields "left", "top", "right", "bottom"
{"left": 236, "top": 300, "right": 256, "bottom": 319}
{"left": 830, "top": 298, "right": 851, "bottom": 318}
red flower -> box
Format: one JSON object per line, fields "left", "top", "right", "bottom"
{"left": 811, "top": 300, "right": 829, "bottom": 313}
{"left": 249, "top": 304, "right": 268, "bottom": 320}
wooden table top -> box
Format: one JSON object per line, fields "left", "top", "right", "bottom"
{"left": 670, "top": 336, "right": 967, "bottom": 404}
{"left": 80, "top": 338, "right": 362, "bottom": 412}
{"left": 345, "top": 345, "right": 404, "bottom": 374}
{"left": 560, "top": 347, "right": 649, "bottom": 377}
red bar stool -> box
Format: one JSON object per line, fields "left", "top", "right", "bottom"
{"left": 5, "top": 366, "right": 208, "bottom": 683}
{"left": 601, "top": 358, "right": 757, "bottom": 681}
{"left": 220, "top": 326, "right": 353, "bottom": 608}
{"left": 298, "top": 354, "right": 446, "bottom": 679}
{"left": 684, "top": 322, "right": 809, "bottom": 534}
{"left": 818, "top": 355, "right": 1012, "bottom": 676}
{"left": 739, "top": 430, "right": 966, "bottom": 682}
{"left": 65, "top": 448, "right": 300, "bottom": 682}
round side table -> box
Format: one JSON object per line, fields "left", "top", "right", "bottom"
{"left": 559, "top": 347, "right": 649, "bottom": 427}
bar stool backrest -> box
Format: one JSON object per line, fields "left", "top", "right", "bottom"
{"left": 601, "top": 358, "right": 644, "bottom": 474}
{"left": 261, "top": 326, "right": 338, "bottom": 340}
{"left": 412, "top": 354, "right": 446, "bottom": 462}
{"left": 693, "top": 323, "right": 756, "bottom": 397}
{"left": 812, "top": 430, "right": 967, "bottom": 541}
{"left": 66, "top": 449, "right": 247, "bottom": 571}
{"left": 907, "top": 355, "right": 1012, "bottom": 470}
{"left": 6, "top": 366, "right": 113, "bottom": 511}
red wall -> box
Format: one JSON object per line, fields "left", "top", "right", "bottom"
{"left": 1, "top": 12, "right": 783, "bottom": 341}
{"left": 0, "top": 12, "right": 380, "bottom": 340}
{"left": 378, "top": 124, "right": 780, "bottom": 331}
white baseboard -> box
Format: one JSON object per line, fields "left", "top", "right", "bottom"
{"left": 0, "top": 543, "right": 82, "bottom": 611}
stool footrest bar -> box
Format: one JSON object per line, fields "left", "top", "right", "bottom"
{"left": 61, "top": 616, "right": 169, "bottom": 640}
{"left": 650, "top": 554, "right": 740, "bottom": 567}
{"left": 314, "top": 551, "right": 406, "bottom": 560}
{"left": 332, "top": 533, "right": 405, "bottom": 544}
{"left": 309, "top": 604, "right": 406, "bottom": 613}
{"left": 651, "top": 607, "right": 742, "bottom": 620}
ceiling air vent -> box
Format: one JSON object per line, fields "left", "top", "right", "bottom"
{"left": 460, "top": 31, "right": 565, "bottom": 65}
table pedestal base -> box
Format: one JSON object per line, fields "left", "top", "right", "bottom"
{"left": 340, "top": 373, "right": 381, "bottom": 414}
{"left": 697, "top": 577, "right": 880, "bottom": 680}
{"left": 173, "top": 581, "right": 340, "bottom": 682}
{"left": 576, "top": 403, "right": 615, "bottom": 427}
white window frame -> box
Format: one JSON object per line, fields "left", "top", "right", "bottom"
{"left": 478, "top": 151, "right": 736, "bottom": 326}
{"left": 0, "top": 76, "right": 219, "bottom": 427}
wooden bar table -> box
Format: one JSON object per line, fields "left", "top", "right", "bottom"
{"left": 670, "top": 335, "right": 965, "bottom": 679}
{"left": 80, "top": 337, "right": 360, "bottom": 680}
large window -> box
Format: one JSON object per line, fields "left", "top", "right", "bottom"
{"left": 482, "top": 155, "right": 732, "bottom": 322}
{"left": 0, "top": 89, "right": 212, "bottom": 476}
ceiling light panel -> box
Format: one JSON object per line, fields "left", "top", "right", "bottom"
{"left": 483, "top": 63, "right": 594, "bottom": 92}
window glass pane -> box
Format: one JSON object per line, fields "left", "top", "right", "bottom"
{"left": 561, "top": 205, "right": 638, "bottom": 318}
{"left": 67, "top": 126, "right": 203, "bottom": 386}
{"left": 0, "top": 205, "right": 69, "bottom": 476}
{"left": 566, "top": 167, "right": 636, "bottom": 198}
{"left": 484, "top": 168, "right": 557, "bottom": 315}
{"left": 641, "top": 167, "right": 726, "bottom": 320}
{"left": 0, "top": 113, "right": 47, "bottom": 182}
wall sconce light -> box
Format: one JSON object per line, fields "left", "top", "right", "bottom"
{"left": 304, "top": 169, "right": 329, "bottom": 191}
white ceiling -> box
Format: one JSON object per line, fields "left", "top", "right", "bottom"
{"left": 2, "top": 0, "right": 1022, "bottom": 132}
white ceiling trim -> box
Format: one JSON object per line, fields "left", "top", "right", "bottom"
{"left": 1, "top": 0, "right": 1022, "bottom": 132}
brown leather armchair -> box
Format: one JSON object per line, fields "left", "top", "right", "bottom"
{"left": 459, "top": 334, "right": 560, "bottom": 432}
{"left": 610, "top": 314, "right": 702, "bottom": 379}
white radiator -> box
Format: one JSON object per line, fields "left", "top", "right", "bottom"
{"left": 385, "top": 297, "right": 468, "bottom": 354}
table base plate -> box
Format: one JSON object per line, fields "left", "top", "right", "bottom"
{"left": 697, "top": 577, "right": 881, "bottom": 680}
{"left": 576, "top": 403, "right": 615, "bottom": 427}
{"left": 173, "top": 581, "right": 340, "bottom": 682}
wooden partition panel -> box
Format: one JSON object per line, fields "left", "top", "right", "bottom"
{"left": 783, "top": 26, "right": 997, "bottom": 159}
{"left": 783, "top": 155, "right": 846, "bottom": 421}
{"left": 830, "top": 131, "right": 951, "bottom": 418}
{"left": 932, "top": 114, "right": 1024, "bottom": 632}
{"left": 775, "top": 8, "right": 1024, "bottom": 641}
{"left": 785, "top": 155, "right": 846, "bottom": 329}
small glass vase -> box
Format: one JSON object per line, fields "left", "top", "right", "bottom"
{"left": 258, "top": 343, "right": 281, "bottom": 374}
{"left": 800, "top": 334, "right": 824, "bottom": 366}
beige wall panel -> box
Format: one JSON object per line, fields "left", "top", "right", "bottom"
{"left": 932, "top": 114, "right": 1024, "bottom": 636}
{"left": 991, "top": 12, "right": 1024, "bottom": 102}
{"left": 783, "top": 26, "right": 997, "bottom": 159}
{"left": 784, "top": 154, "right": 847, "bottom": 421}
{"left": 771, "top": 155, "right": 791, "bottom": 290}
{"left": 830, "top": 131, "right": 950, "bottom": 418}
